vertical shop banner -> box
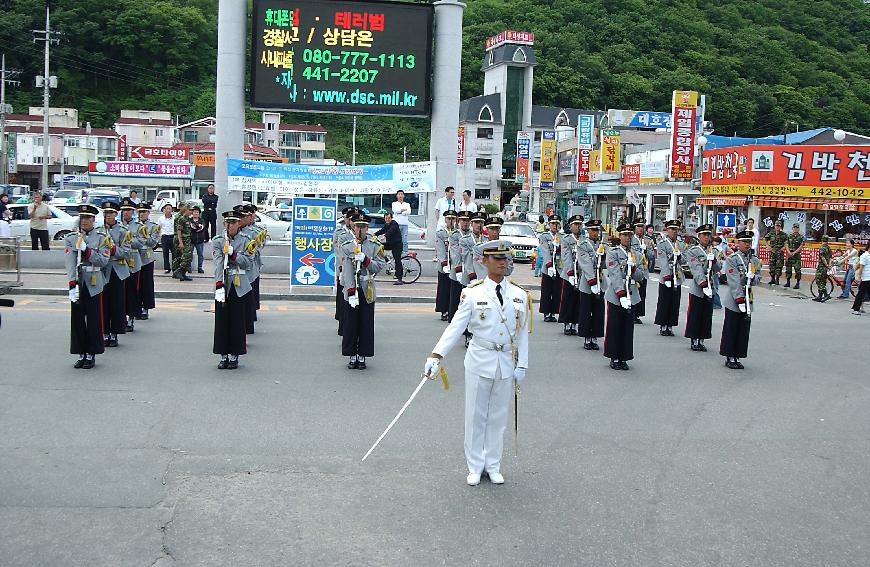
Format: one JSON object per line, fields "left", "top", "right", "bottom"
{"left": 601, "top": 130, "right": 621, "bottom": 173}
{"left": 117, "top": 135, "right": 127, "bottom": 160}
{"left": 6, "top": 132, "right": 17, "bottom": 174}
{"left": 670, "top": 90, "right": 698, "bottom": 180}
{"left": 515, "top": 131, "right": 532, "bottom": 184}
{"left": 291, "top": 197, "right": 338, "bottom": 287}
{"left": 578, "top": 115, "right": 595, "bottom": 148}
{"left": 577, "top": 148, "right": 591, "bottom": 182}
{"left": 456, "top": 126, "right": 465, "bottom": 165}
{"left": 540, "top": 130, "right": 556, "bottom": 188}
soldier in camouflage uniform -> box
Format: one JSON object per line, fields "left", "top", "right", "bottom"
{"left": 783, "top": 223, "right": 804, "bottom": 289}
{"left": 171, "top": 203, "right": 193, "bottom": 281}
{"left": 765, "top": 220, "right": 788, "bottom": 285}
{"left": 813, "top": 235, "right": 833, "bottom": 302}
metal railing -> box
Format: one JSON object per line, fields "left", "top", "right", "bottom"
{"left": 0, "top": 236, "right": 22, "bottom": 290}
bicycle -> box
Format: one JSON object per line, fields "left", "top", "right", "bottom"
{"left": 810, "top": 268, "right": 858, "bottom": 298}
{"left": 377, "top": 250, "right": 422, "bottom": 284}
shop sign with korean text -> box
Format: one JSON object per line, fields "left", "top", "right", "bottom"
{"left": 577, "top": 148, "right": 591, "bottom": 183}
{"left": 515, "top": 131, "right": 532, "bottom": 184}
{"left": 558, "top": 154, "right": 575, "bottom": 176}
{"left": 6, "top": 132, "right": 16, "bottom": 174}
{"left": 88, "top": 161, "right": 193, "bottom": 178}
{"left": 670, "top": 90, "right": 698, "bottom": 179}
{"left": 701, "top": 145, "right": 870, "bottom": 199}
{"left": 129, "top": 146, "right": 190, "bottom": 161}
{"left": 457, "top": 126, "right": 465, "bottom": 165}
{"left": 227, "top": 159, "right": 436, "bottom": 195}
{"left": 577, "top": 115, "right": 595, "bottom": 148}
{"left": 290, "top": 196, "right": 337, "bottom": 287}
{"left": 540, "top": 130, "right": 556, "bottom": 188}
{"left": 607, "top": 109, "right": 672, "bottom": 129}
{"left": 485, "top": 30, "right": 534, "bottom": 50}
{"left": 601, "top": 130, "right": 620, "bottom": 173}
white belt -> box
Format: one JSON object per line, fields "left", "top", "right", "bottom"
{"left": 233, "top": 268, "right": 246, "bottom": 274}
{"left": 83, "top": 266, "right": 101, "bottom": 273}
{"left": 471, "top": 338, "right": 511, "bottom": 352}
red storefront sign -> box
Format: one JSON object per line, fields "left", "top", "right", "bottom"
{"left": 129, "top": 146, "right": 190, "bottom": 161}
{"left": 620, "top": 163, "right": 641, "bottom": 184}
{"left": 457, "top": 126, "right": 465, "bottom": 165}
{"left": 577, "top": 148, "right": 591, "bottom": 183}
{"left": 485, "top": 31, "right": 534, "bottom": 50}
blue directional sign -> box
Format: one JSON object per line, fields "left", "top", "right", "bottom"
{"left": 290, "top": 197, "right": 338, "bottom": 287}
{"left": 717, "top": 212, "right": 736, "bottom": 233}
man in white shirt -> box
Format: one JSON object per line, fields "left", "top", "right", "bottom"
{"left": 391, "top": 190, "right": 411, "bottom": 254}
{"left": 852, "top": 243, "right": 870, "bottom": 315}
{"left": 458, "top": 190, "right": 477, "bottom": 213}
{"left": 434, "top": 186, "right": 456, "bottom": 230}
{"left": 745, "top": 219, "right": 759, "bottom": 253}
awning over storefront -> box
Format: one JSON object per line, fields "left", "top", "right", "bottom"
{"left": 753, "top": 196, "right": 870, "bottom": 212}
{"left": 696, "top": 196, "right": 748, "bottom": 206}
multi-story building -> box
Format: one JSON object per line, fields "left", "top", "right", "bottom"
{"left": 113, "top": 110, "right": 176, "bottom": 149}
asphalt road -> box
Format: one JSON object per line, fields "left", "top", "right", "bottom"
{"left": 0, "top": 283, "right": 868, "bottom": 567}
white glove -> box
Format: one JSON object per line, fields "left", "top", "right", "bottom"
{"left": 69, "top": 286, "right": 79, "bottom": 303}
{"left": 620, "top": 296, "right": 631, "bottom": 309}
{"left": 457, "top": 269, "right": 463, "bottom": 279}
{"left": 513, "top": 367, "right": 526, "bottom": 383}
{"left": 706, "top": 252, "right": 715, "bottom": 261}
{"left": 442, "top": 265, "right": 450, "bottom": 274}
{"left": 354, "top": 252, "right": 366, "bottom": 262}
{"left": 348, "top": 294, "right": 360, "bottom": 308}
{"left": 215, "top": 288, "right": 226, "bottom": 303}
{"left": 225, "top": 244, "right": 234, "bottom": 257}
{"left": 591, "top": 284, "right": 601, "bottom": 295}
{"left": 627, "top": 254, "right": 635, "bottom": 268}
{"left": 738, "top": 303, "right": 747, "bottom": 313}
{"left": 703, "top": 286, "right": 713, "bottom": 298}
{"left": 569, "top": 275, "right": 577, "bottom": 287}
{"left": 673, "top": 249, "right": 681, "bottom": 258}
{"left": 76, "top": 238, "right": 87, "bottom": 252}
{"left": 424, "top": 357, "right": 441, "bottom": 377}
{"left": 547, "top": 266, "right": 556, "bottom": 278}
{"left": 664, "top": 279, "right": 673, "bottom": 288}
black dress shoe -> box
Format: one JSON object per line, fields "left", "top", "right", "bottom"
{"left": 691, "top": 343, "right": 702, "bottom": 351}
{"left": 81, "top": 357, "right": 95, "bottom": 370}
{"left": 347, "top": 358, "right": 359, "bottom": 369}
{"left": 584, "top": 342, "right": 594, "bottom": 350}
{"left": 563, "top": 326, "right": 572, "bottom": 335}
{"left": 441, "top": 313, "right": 449, "bottom": 321}
{"left": 726, "top": 360, "right": 740, "bottom": 369}
{"left": 610, "top": 360, "right": 621, "bottom": 370}
{"left": 107, "top": 336, "right": 118, "bottom": 347}
{"left": 357, "top": 359, "right": 367, "bottom": 369}
{"left": 619, "top": 361, "right": 630, "bottom": 371}
{"left": 698, "top": 343, "right": 707, "bottom": 352}
{"left": 197, "top": 268, "right": 204, "bottom": 274}
{"left": 126, "top": 323, "right": 134, "bottom": 333}
{"left": 568, "top": 328, "right": 577, "bottom": 336}
{"left": 227, "top": 359, "right": 239, "bottom": 370}
{"left": 590, "top": 342, "right": 599, "bottom": 350}
{"left": 74, "top": 357, "right": 85, "bottom": 369}
{"left": 393, "top": 281, "right": 403, "bottom": 285}
{"left": 666, "top": 328, "right": 675, "bottom": 337}
{"left": 660, "top": 329, "right": 669, "bottom": 336}
{"left": 164, "top": 269, "right": 171, "bottom": 274}
{"left": 134, "top": 314, "right": 146, "bottom": 320}
{"left": 218, "top": 358, "right": 229, "bottom": 369}
{"left": 734, "top": 360, "right": 744, "bottom": 369}
{"left": 104, "top": 337, "right": 110, "bottom": 346}
{"left": 634, "top": 317, "right": 643, "bottom": 325}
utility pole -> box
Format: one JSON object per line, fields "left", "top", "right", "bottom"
{"left": 352, "top": 115, "right": 357, "bottom": 166}
{"left": 1, "top": 54, "right": 22, "bottom": 185}
{"left": 33, "top": 1, "right": 60, "bottom": 192}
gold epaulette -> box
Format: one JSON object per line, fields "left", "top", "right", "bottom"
{"left": 508, "top": 279, "right": 527, "bottom": 292}
{"left": 466, "top": 279, "right": 485, "bottom": 288}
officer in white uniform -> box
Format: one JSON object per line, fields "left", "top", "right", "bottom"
{"left": 424, "top": 240, "right": 532, "bottom": 486}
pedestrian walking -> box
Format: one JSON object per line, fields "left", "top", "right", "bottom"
{"left": 424, "top": 240, "right": 531, "bottom": 486}
{"left": 838, "top": 240, "right": 858, "bottom": 299}
{"left": 851, "top": 242, "right": 870, "bottom": 315}
{"left": 212, "top": 210, "right": 254, "bottom": 370}
{"left": 684, "top": 225, "right": 721, "bottom": 352}
{"left": 720, "top": 230, "right": 761, "bottom": 369}
{"left": 813, "top": 236, "right": 833, "bottom": 302}
{"left": 783, "top": 223, "right": 804, "bottom": 289}
{"left": 65, "top": 204, "right": 110, "bottom": 369}
{"left": 391, "top": 190, "right": 412, "bottom": 254}
{"left": 434, "top": 209, "right": 457, "bottom": 320}
{"left": 655, "top": 220, "right": 685, "bottom": 336}
{"left": 765, "top": 220, "right": 787, "bottom": 285}
{"left": 157, "top": 204, "right": 175, "bottom": 273}
{"left": 136, "top": 202, "right": 159, "bottom": 320}
{"left": 375, "top": 211, "right": 404, "bottom": 284}
{"left": 201, "top": 184, "right": 219, "bottom": 239}
{"left": 172, "top": 203, "right": 193, "bottom": 281}
{"left": 28, "top": 192, "right": 52, "bottom": 250}
{"left": 577, "top": 219, "right": 606, "bottom": 350}
{"left": 604, "top": 223, "right": 643, "bottom": 370}
{"left": 538, "top": 215, "right": 562, "bottom": 322}
{"left": 100, "top": 201, "right": 132, "bottom": 348}
{"left": 189, "top": 206, "right": 208, "bottom": 274}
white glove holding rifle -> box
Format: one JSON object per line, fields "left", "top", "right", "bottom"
{"left": 620, "top": 296, "right": 631, "bottom": 310}
{"left": 348, "top": 293, "right": 360, "bottom": 308}
{"left": 215, "top": 287, "right": 226, "bottom": 303}
{"left": 69, "top": 286, "right": 79, "bottom": 303}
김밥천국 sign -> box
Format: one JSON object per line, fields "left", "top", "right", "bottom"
{"left": 250, "top": 0, "right": 433, "bottom": 116}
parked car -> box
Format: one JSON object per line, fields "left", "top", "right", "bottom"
{"left": 254, "top": 211, "right": 291, "bottom": 241}
{"left": 5, "top": 203, "right": 78, "bottom": 240}
{"left": 152, "top": 189, "right": 181, "bottom": 211}
{"left": 500, "top": 221, "right": 539, "bottom": 262}
{"left": 85, "top": 190, "right": 122, "bottom": 209}
{"left": 263, "top": 208, "right": 294, "bottom": 223}
{"left": 53, "top": 203, "right": 105, "bottom": 229}
{"left": 0, "top": 184, "right": 32, "bottom": 203}
{"left": 264, "top": 194, "right": 294, "bottom": 209}
{"left": 51, "top": 188, "right": 88, "bottom": 204}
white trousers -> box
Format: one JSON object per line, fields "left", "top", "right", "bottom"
{"left": 464, "top": 371, "right": 513, "bottom": 474}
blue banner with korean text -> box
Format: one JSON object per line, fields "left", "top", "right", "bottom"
{"left": 291, "top": 197, "right": 338, "bottom": 287}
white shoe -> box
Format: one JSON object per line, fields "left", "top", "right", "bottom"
{"left": 466, "top": 473, "right": 481, "bottom": 486}
{"left": 487, "top": 471, "right": 505, "bottom": 484}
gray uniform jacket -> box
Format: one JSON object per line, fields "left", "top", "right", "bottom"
{"left": 102, "top": 222, "right": 132, "bottom": 281}
{"left": 340, "top": 235, "right": 386, "bottom": 304}
{"left": 448, "top": 229, "right": 466, "bottom": 282}
{"left": 64, "top": 228, "right": 112, "bottom": 296}
{"left": 577, "top": 238, "right": 608, "bottom": 294}
{"left": 240, "top": 226, "right": 260, "bottom": 283}
{"left": 538, "top": 231, "right": 561, "bottom": 272}
{"left": 460, "top": 232, "right": 484, "bottom": 285}
{"left": 722, "top": 250, "right": 762, "bottom": 312}
{"left": 686, "top": 244, "right": 722, "bottom": 298}
{"left": 435, "top": 228, "right": 450, "bottom": 267}
{"left": 630, "top": 235, "right": 649, "bottom": 280}
{"left": 212, "top": 231, "right": 254, "bottom": 297}
{"left": 643, "top": 234, "right": 657, "bottom": 265}
{"left": 604, "top": 245, "right": 644, "bottom": 306}
{"left": 656, "top": 237, "right": 685, "bottom": 285}
{"left": 138, "top": 220, "right": 159, "bottom": 265}
{"left": 123, "top": 219, "right": 144, "bottom": 273}
{"left": 333, "top": 224, "right": 354, "bottom": 284}
{"left": 560, "top": 233, "right": 580, "bottom": 281}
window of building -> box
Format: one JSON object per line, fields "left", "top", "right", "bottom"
{"left": 33, "top": 155, "right": 43, "bottom": 164}
{"left": 478, "top": 105, "right": 493, "bottom": 122}
{"left": 512, "top": 48, "right": 527, "bottom": 63}
{"left": 155, "top": 129, "right": 164, "bottom": 137}
{"left": 759, "top": 208, "right": 870, "bottom": 243}
{"left": 280, "top": 148, "right": 301, "bottom": 163}
{"left": 282, "top": 132, "right": 302, "bottom": 147}
{"left": 304, "top": 132, "right": 324, "bottom": 142}
{"left": 97, "top": 137, "right": 115, "bottom": 155}
{"left": 267, "top": 122, "right": 276, "bottom": 131}
{"left": 183, "top": 130, "right": 198, "bottom": 143}
{"left": 302, "top": 149, "right": 323, "bottom": 160}
{"left": 534, "top": 131, "right": 541, "bottom": 142}
{"left": 64, "top": 137, "right": 81, "bottom": 147}
{"left": 533, "top": 160, "right": 540, "bottom": 172}
{"left": 476, "top": 158, "right": 492, "bottom": 169}
{"left": 35, "top": 137, "right": 44, "bottom": 147}
{"left": 477, "top": 127, "right": 493, "bottom": 139}
{"left": 267, "top": 140, "right": 274, "bottom": 147}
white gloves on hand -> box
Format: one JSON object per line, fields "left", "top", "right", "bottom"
{"left": 620, "top": 296, "right": 631, "bottom": 309}
{"left": 547, "top": 266, "right": 556, "bottom": 278}
{"left": 348, "top": 294, "right": 360, "bottom": 308}
{"left": 706, "top": 252, "right": 715, "bottom": 261}
{"left": 591, "top": 284, "right": 601, "bottom": 295}
{"left": 442, "top": 265, "right": 450, "bottom": 274}
{"left": 76, "top": 238, "right": 87, "bottom": 252}
{"left": 424, "top": 357, "right": 441, "bottom": 377}
{"left": 513, "top": 367, "right": 526, "bottom": 383}
{"left": 225, "top": 244, "right": 234, "bottom": 257}
{"left": 69, "top": 286, "right": 79, "bottom": 303}
{"left": 215, "top": 288, "right": 226, "bottom": 303}
{"left": 664, "top": 279, "right": 673, "bottom": 288}
{"left": 738, "top": 303, "right": 747, "bottom": 313}
{"left": 354, "top": 252, "right": 366, "bottom": 262}
{"left": 569, "top": 275, "right": 577, "bottom": 287}
{"left": 673, "top": 249, "right": 681, "bottom": 258}
{"left": 703, "top": 286, "right": 713, "bottom": 298}
{"left": 627, "top": 254, "right": 635, "bottom": 268}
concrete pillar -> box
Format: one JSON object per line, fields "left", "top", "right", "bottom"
{"left": 427, "top": 1, "right": 465, "bottom": 245}
{"left": 214, "top": 0, "right": 246, "bottom": 215}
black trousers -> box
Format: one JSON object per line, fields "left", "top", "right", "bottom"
{"left": 636, "top": 279, "right": 647, "bottom": 317}
{"left": 388, "top": 244, "right": 403, "bottom": 280}
{"left": 557, "top": 280, "right": 580, "bottom": 324}
{"left": 539, "top": 274, "right": 561, "bottom": 315}
{"left": 213, "top": 287, "right": 247, "bottom": 356}
{"left": 30, "top": 228, "right": 50, "bottom": 250}
{"left": 125, "top": 271, "right": 140, "bottom": 318}
{"left": 604, "top": 302, "right": 634, "bottom": 361}
{"left": 102, "top": 270, "right": 127, "bottom": 336}
{"left": 70, "top": 286, "right": 105, "bottom": 355}
{"left": 684, "top": 293, "right": 713, "bottom": 340}
{"left": 448, "top": 279, "right": 464, "bottom": 321}
{"left": 203, "top": 210, "right": 217, "bottom": 239}
{"left": 138, "top": 262, "right": 155, "bottom": 310}
{"left": 244, "top": 288, "right": 255, "bottom": 334}
{"left": 342, "top": 298, "right": 375, "bottom": 357}
{"left": 720, "top": 307, "right": 751, "bottom": 358}
{"left": 852, "top": 280, "right": 870, "bottom": 311}
{"left": 435, "top": 271, "right": 452, "bottom": 314}
{"left": 335, "top": 283, "right": 345, "bottom": 335}
{"left": 160, "top": 235, "right": 174, "bottom": 271}
{"left": 654, "top": 283, "right": 681, "bottom": 327}
{"left": 578, "top": 290, "right": 605, "bottom": 337}
{"left": 253, "top": 276, "right": 261, "bottom": 311}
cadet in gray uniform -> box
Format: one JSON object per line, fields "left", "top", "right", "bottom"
{"left": 341, "top": 213, "right": 386, "bottom": 370}
{"left": 65, "top": 204, "right": 111, "bottom": 369}
{"left": 435, "top": 209, "right": 457, "bottom": 320}
{"left": 684, "top": 224, "right": 721, "bottom": 352}
{"left": 604, "top": 223, "right": 644, "bottom": 370}
{"left": 120, "top": 197, "right": 144, "bottom": 332}
{"left": 460, "top": 212, "right": 486, "bottom": 284}
{"left": 100, "top": 201, "right": 132, "bottom": 347}
{"left": 558, "top": 215, "right": 583, "bottom": 335}
{"left": 136, "top": 201, "right": 159, "bottom": 320}
{"left": 212, "top": 210, "right": 255, "bottom": 370}
{"left": 448, "top": 211, "right": 471, "bottom": 321}
{"left": 479, "top": 216, "right": 513, "bottom": 277}
{"left": 577, "top": 219, "right": 607, "bottom": 350}
{"left": 720, "top": 230, "right": 762, "bottom": 369}
{"left": 334, "top": 207, "right": 358, "bottom": 336}
{"left": 631, "top": 217, "right": 650, "bottom": 324}
{"left": 654, "top": 219, "right": 685, "bottom": 336}
{"left": 538, "top": 215, "right": 562, "bottom": 322}
{"left": 233, "top": 204, "right": 259, "bottom": 335}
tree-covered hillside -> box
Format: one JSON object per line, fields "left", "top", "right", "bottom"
{"left": 1, "top": 0, "right": 868, "bottom": 164}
